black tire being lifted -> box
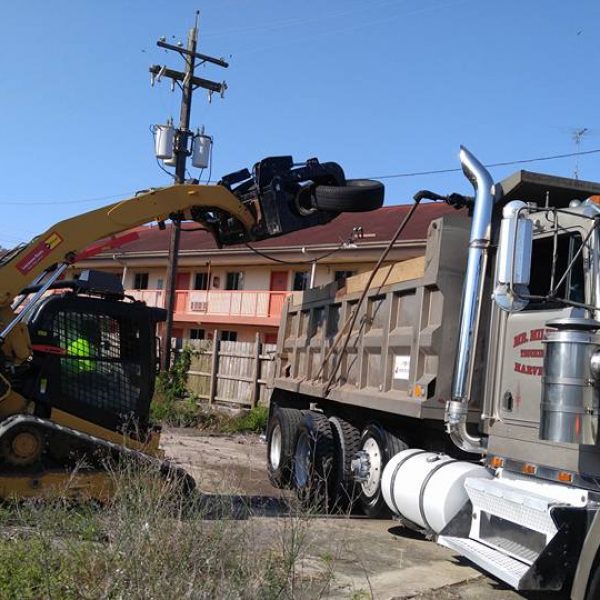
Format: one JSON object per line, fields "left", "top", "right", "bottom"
{"left": 358, "top": 423, "right": 407, "bottom": 518}
{"left": 328, "top": 415, "right": 361, "bottom": 512}
{"left": 313, "top": 179, "right": 384, "bottom": 213}
{"left": 293, "top": 411, "right": 335, "bottom": 512}
{"left": 267, "top": 406, "right": 305, "bottom": 488}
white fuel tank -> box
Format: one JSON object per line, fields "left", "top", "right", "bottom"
{"left": 381, "top": 449, "right": 492, "bottom": 533}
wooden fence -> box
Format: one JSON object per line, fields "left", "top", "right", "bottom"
{"left": 173, "top": 332, "right": 277, "bottom": 408}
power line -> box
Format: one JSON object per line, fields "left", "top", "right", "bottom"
{"left": 0, "top": 192, "right": 138, "bottom": 206}
{"left": 243, "top": 242, "right": 345, "bottom": 265}
{"left": 367, "top": 147, "right": 600, "bottom": 180}
{"left": 3, "top": 146, "right": 600, "bottom": 206}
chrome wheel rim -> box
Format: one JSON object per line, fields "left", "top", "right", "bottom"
{"left": 294, "top": 432, "right": 311, "bottom": 489}
{"left": 269, "top": 424, "right": 282, "bottom": 469}
{"left": 360, "top": 436, "right": 382, "bottom": 498}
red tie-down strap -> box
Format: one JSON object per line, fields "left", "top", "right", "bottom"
{"left": 30, "top": 344, "right": 67, "bottom": 355}
{"left": 73, "top": 231, "right": 140, "bottom": 262}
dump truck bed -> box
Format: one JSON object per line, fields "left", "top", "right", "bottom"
{"left": 272, "top": 214, "right": 485, "bottom": 421}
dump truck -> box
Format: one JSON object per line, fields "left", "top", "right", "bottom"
{"left": 266, "top": 146, "right": 600, "bottom": 598}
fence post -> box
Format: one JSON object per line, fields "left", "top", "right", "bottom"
{"left": 209, "top": 329, "right": 220, "bottom": 405}
{"left": 251, "top": 332, "right": 261, "bottom": 408}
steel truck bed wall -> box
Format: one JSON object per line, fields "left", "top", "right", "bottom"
{"left": 273, "top": 214, "right": 484, "bottom": 421}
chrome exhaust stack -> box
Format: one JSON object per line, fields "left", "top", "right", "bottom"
{"left": 446, "top": 146, "right": 496, "bottom": 453}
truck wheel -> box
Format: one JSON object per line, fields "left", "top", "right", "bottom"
{"left": 328, "top": 416, "right": 361, "bottom": 511}
{"left": 313, "top": 179, "right": 384, "bottom": 213}
{"left": 267, "top": 406, "right": 305, "bottom": 488}
{"left": 358, "top": 423, "right": 407, "bottom": 518}
{"left": 293, "top": 411, "right": 335, "bottom": 512}
{"left": 586, "top": 565, "right": 600, "bottom": 600}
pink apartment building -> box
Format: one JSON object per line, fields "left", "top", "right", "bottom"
{"left": 75, "top": 204, "right": 457, "bottom": 345}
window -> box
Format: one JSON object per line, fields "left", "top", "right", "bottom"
{"left": 264, "top": 333, "right": 278, "bottom": 345}
{"left": 133, "top": 272, "right": 149, "bottom": 290}
{"left": 334, "top": 270, "right": 356, "bottom": 284}
{"left": 221, "top": 330, "right": 238, "bottom": 342}
{"left": 525, "top": 232, "right": 585, "bottom": 309}
{"left": 293, "top": 271, "right": 310, "bottom": 291}
{"left": 156, "top": 278, "right": 164, "bottom": 290}
{"left": 226, "top": 272, "right": 243, "bottom": 290}
{"left": 189, "top": 328, "right": 205, "bottom": 340}
{"left": 194, "top": 272, "right": 209, "bottom": 290}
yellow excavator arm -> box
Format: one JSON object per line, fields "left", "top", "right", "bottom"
{"left": 0, "top": 183, "right": 256, "bottom": 366}
{"left": 0, "top": 184, "right": 255, "bottom": 307}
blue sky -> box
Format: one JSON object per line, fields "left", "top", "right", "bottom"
{"left": 1, "top": 0, "right": 599, "bottom": 248}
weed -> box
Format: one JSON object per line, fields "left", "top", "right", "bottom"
{"left": 221, "top": 405, "right": 269, "bottom": 434}
{"left": 158, "top": 345, "right": 197, "bottom": 400}
{"left": 152, "top": 395, "right": 269, "bottom": 434}
{"left": 0, "top": 461, "right": 326, "bottom": 600}
{"left": 151, "top": 393, "right": 210, "bottom": 428}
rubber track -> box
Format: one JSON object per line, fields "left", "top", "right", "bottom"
{"left": 0, "top": 414, "right": 194, "bottom": 491}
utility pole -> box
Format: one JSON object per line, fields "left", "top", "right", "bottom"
{"left": 150, "top": 12, "right": 228, "bottom": 370}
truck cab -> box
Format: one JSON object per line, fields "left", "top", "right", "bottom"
{"left": 266, "top": 149, "right": 600, "bottom": 599}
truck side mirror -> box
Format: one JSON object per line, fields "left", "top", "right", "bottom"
{"left": 492, "top": 200, "right": 532, "bottom": 312}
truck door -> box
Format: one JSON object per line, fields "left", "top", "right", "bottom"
{"left": 494, "top": 230, "right": 586, "bottom": 425}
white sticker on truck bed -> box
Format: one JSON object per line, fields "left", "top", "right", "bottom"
{"left": 394, "top": 355, "right": 410, "bottom": 380}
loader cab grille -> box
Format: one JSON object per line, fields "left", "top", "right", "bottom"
{"left": 25, "top": 294, "right": 166, "bottom": 433}
{"left": 55, "top": 310, "right": 142, "bottom": 418}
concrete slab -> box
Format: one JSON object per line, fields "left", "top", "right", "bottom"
{"left": 161, "top": 429, "right": 539, "bottom": 600}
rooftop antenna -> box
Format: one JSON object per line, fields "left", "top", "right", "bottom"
{"left": 572, "top": 127, "right": 589, "bottom": 179}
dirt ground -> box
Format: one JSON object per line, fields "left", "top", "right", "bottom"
{"left": 161, "top": 429, "right": 535, "bottom": 600}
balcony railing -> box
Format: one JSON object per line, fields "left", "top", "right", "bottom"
{"left": 126, "top": 289, "right": 290, "bottom": 320}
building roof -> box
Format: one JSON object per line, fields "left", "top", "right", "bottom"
{"left": 105, "top": 203, "right": 462, "bottom": 256}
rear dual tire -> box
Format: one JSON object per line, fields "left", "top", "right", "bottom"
{"left": 267, "top": 406, "right": 305, "bottom": 488}
{"left": 329, "top": 416, "right": 361, "bottom": 511}
{"left": 266, "top": 407, "right": 405, "bottom": 517}
{"left": 293, "top": 412, "right": 335, "bottom": 512}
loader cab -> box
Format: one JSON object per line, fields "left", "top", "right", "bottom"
{"left": 21, "top": 279, "right": 165, "bottom": 436}
{"left": 483, "top": 171, "right": 600, "bottom": 483}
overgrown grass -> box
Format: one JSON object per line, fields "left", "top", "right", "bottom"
{"left": 221, "top": 405, "right": 268, "bottom": 434}
{"left": 0, "top": 463, "right": 323, "bottom": 600}
{"left": 151, "top": 391, "right": 269, "bottom": 433}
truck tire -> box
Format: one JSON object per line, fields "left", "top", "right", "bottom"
{"left": 313, "top": 179, "right": 384, "bottom": 213}
{"left": 328, "top": 415, "right": 361, "bottom": 512}
{"left": 586, "top": 565, "right": 600, "bottom": 600}
{"left": 358, "top": 423, "right": 407, "bottom": 518}
{"left": 267, "top": 406, "right": 305, "bottom": 488}
{"left": 293, "top": 411, "right": 335, "bottom": 512}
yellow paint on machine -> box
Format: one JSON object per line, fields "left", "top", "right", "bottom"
{"left": 0, "top": 471, "right": 114, "bottom": 502}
